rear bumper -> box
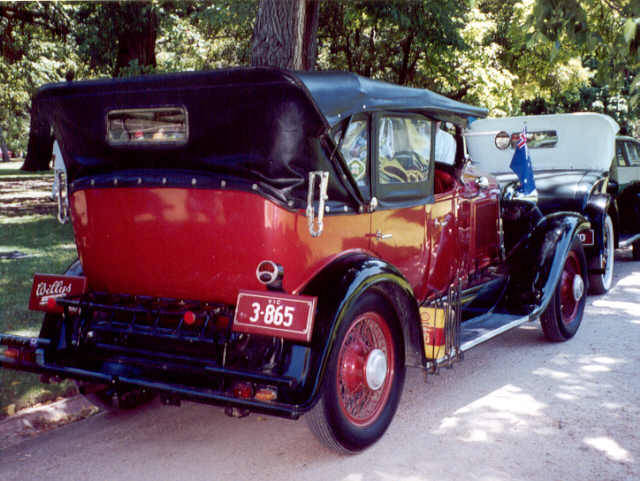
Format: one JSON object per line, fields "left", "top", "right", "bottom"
{"left": 1, "top": 334, "right": 307, "bottom": 419}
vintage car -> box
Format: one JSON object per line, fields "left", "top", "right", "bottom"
{"left": 610, "top": 135, "right": 640, "bottom": 259}
{"left": 466, "top": 113, "right": 619, "bottom": 294}
{"left": 1, "top": 69, "right": 589, "bottom": 453}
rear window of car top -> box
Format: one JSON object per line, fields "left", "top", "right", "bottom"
{"left": 509, "top": 130, "right": 558, "bottom": 149}
{"left": 106, "top": 107, "right": 188, "bottom": 145}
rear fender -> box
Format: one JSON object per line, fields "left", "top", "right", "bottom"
{"left": 300, "top": 253, "right": 421, "bottom": 408}
{"left": 506, "top": 213, "right": 590, "bottom": 317}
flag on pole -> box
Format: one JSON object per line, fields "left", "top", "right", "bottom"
{"left": 509, "top": 126, "right": 536, "bottom": 195}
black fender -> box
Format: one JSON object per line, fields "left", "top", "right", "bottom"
{"left": 584, "top": 193, "right": 610, "bottom": 257}
{"left": 505, "top": 212, "right": 590, "bottom": 317}
{"left": 299, "top": 252, "right": 421, "bottom": 410}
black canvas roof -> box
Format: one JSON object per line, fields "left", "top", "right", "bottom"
{"left": 295, "top": 70, "right": 488, "bottom": 127}
{"left": 22, "top": 66, "right": 487, "bottom": 206}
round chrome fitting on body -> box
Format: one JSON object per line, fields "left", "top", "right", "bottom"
{"left": 256, "top": 260, "right": 283, "bottom": 286}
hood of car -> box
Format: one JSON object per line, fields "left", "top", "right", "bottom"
{"left": 495, "top": 170, "right": 605, "bottom": 213}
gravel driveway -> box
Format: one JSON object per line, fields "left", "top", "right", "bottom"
{"left": 1, "top": 250, "right": 638, "bottom": 481}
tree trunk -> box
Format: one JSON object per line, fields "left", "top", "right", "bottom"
{"left": 114, "top": 3, "right": 158, "bottom": 76}
{"left": 251, "top": 0, "right": 319, "bottom": 70}
{"left": 0, "top": 127, "right": 9, "bottom": 163}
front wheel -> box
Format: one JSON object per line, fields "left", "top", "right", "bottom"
{"left": 541, "top": 236, "right": 587, "bottom": 342}
{"left": 306, "top": 290, "right": 405, "bottom": 453}
{"left": 589, "top": 214, "right": 614, "bottom": 294}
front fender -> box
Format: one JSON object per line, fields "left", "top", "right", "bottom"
{"left": 506, "top": 213, "right": 590, "bottom": 317}
{"left": 299, "top": 253, "right": 421, "bottom": 410}
{"left": 585, "top": 193, "right": 609, "bottom": 254}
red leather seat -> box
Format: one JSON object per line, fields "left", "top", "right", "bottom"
{"left": 434, "top": 170, "right": 455, "bottom": 194}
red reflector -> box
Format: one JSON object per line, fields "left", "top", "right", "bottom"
{"left": 183, "top": 311, "right": 196, "bottom": 325}
{"left": 47, "top": 297, "right": 59, "bottom": 311}
{"left": 4, "top": 348, "right": 19, "bottom": 360}
{"left": 233, "top": 382, "right": 253, "bottom": 399}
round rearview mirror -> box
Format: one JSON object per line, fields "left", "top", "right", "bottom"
{"left": 495, "top": 131, "right": 510, "bottom": 150}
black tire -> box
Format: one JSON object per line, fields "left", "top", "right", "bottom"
{"left": 589, "top": 214, "right": 615, "bottom": 294}
{"left": 76, "top": 381, "right": 156, "bottom": 412}
{"left": 541, "top": 237, "right": 588, "bottom": 342}
{"left": 306, "top": 290, "right": 405, "bottom": 453}
{"left": 633, "top": 239, "right": 640, "bottom": 260}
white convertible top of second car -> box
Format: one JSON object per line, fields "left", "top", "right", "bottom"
{"left": 466, "top": 112, "right": 619, "bottom": 174}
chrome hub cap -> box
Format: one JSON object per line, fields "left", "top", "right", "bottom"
{"left": 572, "top": 274, "right": 585, "bottom": 302}
{"left": 365, "top": 349, "right": 387, "bottom": 391}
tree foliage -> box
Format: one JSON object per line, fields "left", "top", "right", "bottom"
{"left": 2, "top": 0, "right": 640, "bottom": 152}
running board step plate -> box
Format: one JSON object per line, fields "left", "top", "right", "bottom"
{"left": 459, "top": 313, "right": 531, "bottom": 352}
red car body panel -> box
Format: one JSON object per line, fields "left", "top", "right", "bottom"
{"left": 71, "top": 187, "right": 372, "bottom": 304}
{"left": 70, "top": 168, "right": 500, "bottom": 307}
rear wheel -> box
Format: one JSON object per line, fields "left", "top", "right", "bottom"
{"left": 306, "top": 290, "right": 405, "bottom": 453}
{"left": 541, "top": 237, "right": 587, "bottom": 341}
{"left": 589, "top": 215, "right": 614, "bottom": 294}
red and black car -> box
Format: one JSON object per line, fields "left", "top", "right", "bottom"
{"left": 2, "top": 68, "right": 589, "bottom": 452}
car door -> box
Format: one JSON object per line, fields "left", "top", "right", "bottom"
{"left": 368, "top": 114, "right": 434, "bottom": 300}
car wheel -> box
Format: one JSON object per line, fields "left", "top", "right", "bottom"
{"left": 306, "top": 290, "right": 405, "bottom": 453}
{"left": 541, "top": 236, "right": 587, "bottom": 342}
{"left": 633, "top": 239, "right": 640, "bottom": 260}
{"left": 589, "top": 215, "right": 614, "bottom": 294}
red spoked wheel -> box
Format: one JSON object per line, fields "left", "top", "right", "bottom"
{"left": 541, "top": 236, "right": 587, "bottom": 341}
{"left": 337, "top": 311, "right": 395, "bottom": 427}
{"left": 306, "top": 290, "right": 405, "bottom": 453}
{"left": 558, "top": 250, "right": 583, "bottom": 324}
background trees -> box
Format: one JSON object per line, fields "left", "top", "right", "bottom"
{"left": 1, "top": 0, "right": 639, "bottom": 155}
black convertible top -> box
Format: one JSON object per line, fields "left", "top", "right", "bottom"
{"left": 296, "top": 70, "right": 488, "bottom": 127}
{"left": 22, "top": 67, "right": 486, "bottom": 206}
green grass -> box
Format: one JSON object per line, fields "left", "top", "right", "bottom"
{"left": 0, "top": 165, "right": 79, "bottom": 416}
{"left": 0, "top": 160, "right": 45, "bottom": 178}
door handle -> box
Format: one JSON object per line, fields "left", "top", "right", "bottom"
{"left": 367, "top": 230, "right": 393, "bottom": 240}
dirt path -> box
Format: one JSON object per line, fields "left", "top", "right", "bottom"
{"left": 0, "top": 251, "right": 638, "bottom": 481}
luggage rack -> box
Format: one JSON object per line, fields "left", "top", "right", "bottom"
{"left": 56, "top": 292, "right": 236, "bottom": 348}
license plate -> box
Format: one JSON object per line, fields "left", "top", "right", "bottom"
{"left": 578, "top": 229, "right": 594, "bottom": 246}
{"left": 29, "top": 274, "right": 87, "bottom": 312}
{"left": 233, "top": 290, "right": 317, "bottom": 343}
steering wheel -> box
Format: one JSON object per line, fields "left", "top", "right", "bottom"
{"left": 393, "top": 150, "right": 425, "bottom": 172}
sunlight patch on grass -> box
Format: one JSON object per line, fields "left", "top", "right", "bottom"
{"left": 1, "top": 215, "right": 53, "bottom": 225}
{"left": 5, "top": 328, "right": 39, "bottom": 337}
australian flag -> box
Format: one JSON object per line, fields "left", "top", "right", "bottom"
{"left": 509, "top": 126, "right": 536, "bottom": 195}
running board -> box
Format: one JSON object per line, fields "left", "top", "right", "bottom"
{"left": 618, "top": 232, "right": 640, "bottom": 248}
{"left": 425, "top": 312, "right": 533, "bottom": 371}
{"left": 459, "top": 312, "right": 531, "bottom": 352}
